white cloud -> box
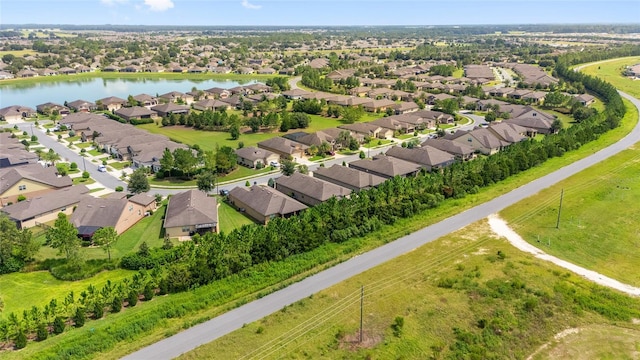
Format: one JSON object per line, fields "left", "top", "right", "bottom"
{"left": 144, "top": 0, "right": 174, "bottom": 12}
{"left": 241, "top": 0, "right": 261, "bottom": 10}
{"left": 100, "top": 0, "right": 128, "bottom": 6}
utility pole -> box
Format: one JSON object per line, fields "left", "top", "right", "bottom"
{"left": 359, "top": 285, "right": 364, "bottom": 343}
{"left": 556, "top": 188, "right": 564, "bottom": 229}
{"left": 82, "top": 156, "right": 86, "bottom": 171}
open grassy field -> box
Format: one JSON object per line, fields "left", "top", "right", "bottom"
{"left": 0, "top": 49, "right": 37, "bottom": 57}
{"left": 179, "top": 220, "right": 640, "bottom": 360}
{"left": 579, "top": 56, "right": 640, "bottom": 99}
{"left": 0, "top": 269, "right": 133, "bottom": 321}
{"left": 500, "top": 141, "right": 640, "bottom": 286}
{"left": 529, "top": 324, "right": 640, "bottom": 360}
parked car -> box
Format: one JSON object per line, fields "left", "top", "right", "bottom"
{"left": 98, "top": 165, "right": 107, "bottom": 172}
{"left": 219, "top": 189, "right": 230, "bottom": 196}
{"left": 270, "top": 161, "right": 280, "bottom": 168}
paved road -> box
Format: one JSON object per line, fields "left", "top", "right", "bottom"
{"left": 123, "top": 91, "right": 640, "bottom": 360}
{"left": 13, "top": 123, "right": 128, "bottom": 191}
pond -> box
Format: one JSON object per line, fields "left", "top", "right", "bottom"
{"left": 0, "top": 77, "right": 261, "bottom": 109}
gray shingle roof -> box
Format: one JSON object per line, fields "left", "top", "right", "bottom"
{"left": 276, "top": 173, "right": 352, "bottom": 202}
{"left": 0, "top": 164, "right": 72, "bottom": 194}
{"left": 385, "top": 145, "right": 455, "bottom": 168}
{"left": 421, "top": 138, "right": 475, "bottom": 157}
{"left": 235, "top": 147, "right": 277, "bottom": 162}
{"left": 164, "top": 190, "right": 218, "bottom": 228}
{"left": 1, "top": 185, "right": 90, "bottom": 221}
{"left": 70, "top": 197, "right": 128, "bottom": 229}
{"left": 349, "top": 155, "right": 421, "bottom": 178}
{"left": 228, "top": 185, "right": 307, "bottom": 217}
{"left": 313, "top": 164, "right": 386, "bottom": 190}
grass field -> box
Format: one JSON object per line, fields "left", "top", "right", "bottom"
{"left": 178, "top": 220, "right": 640, "bottom": 360}
{"left": 0, "top": 269, "right": 133, "bottom": 321}
{"left": 0, "top": 49, "right": 37, "bottom": 57}
{"left": 138, "top": 112, "right": 383, "bottom": 152}
{"left": 579, "top": 56, "right": 640, "bottom": 99}
{"left": 529, "top": 324, "right": 640, "bottom": 360}
{"left": 500, "top": 141, "right": 640, "bottom": 286}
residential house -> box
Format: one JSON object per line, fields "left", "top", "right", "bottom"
{"left": 349, "top": 155, "right": 422, "bottom": 179}
{"left": 313, "top": 164, "right": 386, "bottom": 191}
{"left": 192, "top": 99, "right": 231, "bottom": 112}
{"left": 130, "top": 141, "right": 189, "bottom": 172}
{"left": 363, "top": 99, "right": 396, "bottom": 113}
{"left": 339, "top": 122, "right": 393, "bottom": 139}
{"left": 574, "top": 94, "right": 596, "bottom": 106}
{"left": 151, "top": 103, "right": 190, "bottom": 117}
{"left": 371, "top": 116, "right": 415, "bottom": 134}
{"left": 0, "top": 71, "right": 15, "bottom": 80}
{"left": 1, "top": 185, "right": 90, "bottom": 229}
{"left": 507, "top": 89, "right": 532, "bottom": 100}
{"left": 114, "top": 106, "right": 157, "bottom": 122}
{"left": 235, "top": 147, "right": 279, "bottom": 168}
{"left": 476, "top": 99, "right": 509, "bottom": 111}
{"left": 522, "top": 91, "right": 547, "bottom": 104}
{"left": 133, "top": 94, "right": 159, "bottom": 108}
{"left": 445, "top": 128, "right": 509, "bottom": 155}
{"left": 228, "top": 185, "right": 307, "bottom": 225}
{"left": 36, "top": 102, "right": 70, "bottom": 117}
{"left": 0, "top": 164, "right": 72, "bottom": 207}
{"left": 281, "top": 89, "right": 310, "bottom": 100}
{"left": 158, "top": 91, "right": 194, "bottom": 105}
{"left": 164, "top": 189, "right": 219, "bottom": 239}
{"left": 276, "top": 172, "right": 352, "bottom": 207}
{"left": 17, "top": 69, "right": 38, "bottom": 78}
{"left": 421, "top": 138, "right": 475, "bottom": 161}
{"left": 257, "top": 137, "right": 308, "bottom": 160}
{"left": 487, "top": 122, "right": 528, "bottom": 143}
{"left": 0, "top": 133, "right": 39, "bottom": 167}
{"left": 67, "top": 100, "right": 97, "bottom": 113}
{"left": 71, "top": 196, "right": 149, "bottom": 239}
{"left": 385, "top": 145, "right": 455, "bottom": 172}
{"left": 393, "top": 101, "right": 420, "bottom": 115}
{"left": 0, "top": 105, "right": 36, "bottom": 122}
{"left": 96, "top": 96, "right": 127, "bottom": 112}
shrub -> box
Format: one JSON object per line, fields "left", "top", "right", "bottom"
{"left": 115, "top": 186, "right": 124, "bottom": 192}
{"left": 82, "top": 171, "right": 90, "bottom": 179}
{"left": 127, "top": 290, "right": 138, "bottom": 307}
{"left": 31, "top": 135, "right": 38, "bottom": 142}
{"left": 73, "top": 307, "right": 86, "bottom": 328}
{"left": 143, "top": 283, "right": 155, "bottom": 301}
{"left": 93, "top": 302, "right": 104, "bottom": 319}
{"left": 68, "top": 130, "right": 75, "bottom": 137}
{"left": 14, "top": 330, "right": 27, "bottom": 349}
{"left": 70, "top": 162, "right": 78, "bottom": 170}
{"left": 17, "top": 194, "right": 26, "bottom": 202}
{"left": 36, "top": 322, "right": 48, "bottom": 341}
{"left": 391, "top": 316, "right": 404, "bottom": 337}
{"left": 53, "top": 316, "right": 65, "bottom": 334}
{"left": 111, "top": 296, "right": 122, "bottom": 313}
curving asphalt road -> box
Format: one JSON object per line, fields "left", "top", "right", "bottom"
{"left": 123, "top": 91, "right": 640, "bottom": 360}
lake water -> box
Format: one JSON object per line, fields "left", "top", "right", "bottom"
{"left": 0, "top": 77, "right": 261, "bottom": 109}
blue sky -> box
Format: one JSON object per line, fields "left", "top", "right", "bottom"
{"left": 1, "top": 1, "right": 638, "bottom": 26}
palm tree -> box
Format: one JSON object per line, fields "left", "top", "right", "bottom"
{"left": 34, "top": 148, "right": 43, "bottom": 160}
{"left": 43, "top": 149, "right": 61, "bottom": 166}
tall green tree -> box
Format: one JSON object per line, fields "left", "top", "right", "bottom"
{"left": 196, "top": 171, "right": 216, "bottom": 193}
{"left": 47, "top": 213, "right": 81, "bottom": 264}
{"left": 159, "top": 148, "right": 174, "bottom": 176}
{"left": 280, "top": 159, "right": 296, "bottom": 176}
{"left": 173, "top": 148, "right": 198, "bottom": 179}
{"left": 92, "top": 227, "right": 118, "bottom": 261}
{"left": 0, "top": 215, "right": 38, "bottom": 274}
{"left": 128, "top": 168, "right": 150, "bottom": 194}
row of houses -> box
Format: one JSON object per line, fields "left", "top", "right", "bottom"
{"left": 59, "top": 113, "right": 188, "bottom": 172}
{"left": 0, "top": 132, "right": 39, "bottom": 168}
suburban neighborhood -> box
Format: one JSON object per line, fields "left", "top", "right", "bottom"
{"left": 0, "top": 17, "right": 639, "bottom": 360}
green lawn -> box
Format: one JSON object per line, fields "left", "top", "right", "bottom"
{"left": 150, "top": 166, "right": 276, "bottom": 188}
{"left": 579, "top": 56, "right": 640, "bottom": 99}
{"left": 363, "top": 139, "right": 393, "bottom": 148}
{"left": 0, "top": 49, "right": 37, "bottom": 57}
{"left": 218, "top": 199, "right": 256, "bottom": 233}
{"left": 108, "top": 161, "right": 130, "bottom": 170}
{"left": 88, "top": 149, "right": 103, "bottom": 156}
{"left": 74, "top": 142, "right": 93, "bottom": 149}
{"left": 72, "top": 177, "right": 96, "bottom": 185}
{"left": 501, "top": 100, "right": 640, "bottom": 286}
{"left": 0, "top": 269, "right": 133, "bottom": 321}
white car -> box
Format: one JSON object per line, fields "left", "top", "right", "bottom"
{"left": 98, "top": 165, "right": 107, "bottom": 172}
{"left": 270, "top": 161, "right": 280, "bottom": 168}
